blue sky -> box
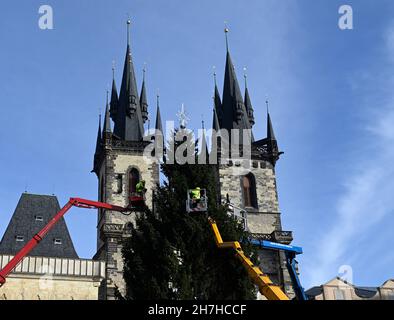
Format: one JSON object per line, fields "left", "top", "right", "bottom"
{"left": 0, "top": 0, "right": 393, "bottom": 290}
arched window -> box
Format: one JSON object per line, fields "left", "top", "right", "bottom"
{"left": 242, "top": 173, "right": 257, "bottom": 209}
{"left": 129, "top": 168, "right": 140, "bottom": 196}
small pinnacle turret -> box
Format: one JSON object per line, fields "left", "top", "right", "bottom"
{"left": 155, "top": 95, "right": 163, "bottom": 133}
{"left": 140, "top": 67, "right": 149, "bottom": 123}
{"left": 103, "top": 91, "right": 112, "bottom": 135}
{"left": 92, "top": 114, "right": 102, "bottom": 174}
{"left": 244, "top": 73, "right": 255, "bottom": 126}
{"left": 110, "top": 65, "right": 119, "bottom": 122}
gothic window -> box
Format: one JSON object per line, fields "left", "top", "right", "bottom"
{"left": 129, "top": 168, "right": 140, "bottom": 196}
{"left": 242, "top": 173, "right": 257, "bottom": 209}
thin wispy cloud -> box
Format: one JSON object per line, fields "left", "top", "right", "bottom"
{"left": 307, "top": 22, "right": 394, "bottom": 287}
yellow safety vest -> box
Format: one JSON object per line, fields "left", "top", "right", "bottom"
{"left": 136, "top": 181, "right": 145, "bottom": 193}
{"left": 191, "top": 189, "right": 200, "bottom": 199}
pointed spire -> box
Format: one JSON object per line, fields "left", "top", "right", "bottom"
{"left": 155, "top": 94, "right": 163, "bottom": 133}
{"left": 267, "top": 110, "right": 276, "bottom": 141}
{"left": 110, "top": 67, "right": 119, "bottom": 122}
{"left": 92, "top": 114, "right": 102, "bottom": 173}
{"left": 265, "top": 106, "right": 282, "bottom": 165}
{"left": 153, "top": 93, "right": 165, "bottom": 159}
{"left": 243, "top": 70, "right": 255, "bottom": 126}
{"left": 103, "top": 91, "right": 112, "bottom": 134}
{"left": 95, "top": 114, "right": 102, "bottom": 154}
{"left": 222, "top": 33, "right": 244, "bottom": 127}
{"left": 200, "top": 126, "right": 209, "bottom": 158}
{"left": 219, "top": 26, "right": 254, "bottom": 145}
{"left": 140, "top": 65, "right": 149, "bottom": 123}
{"left": 113, "top": 19, "right": 145, "bottom": 141}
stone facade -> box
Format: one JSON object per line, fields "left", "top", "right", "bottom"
{"left": 0, "top": 254, "right": 105, "bottom": 300}
{"left": 94, "top": 140, "right": 160, "bottom": 299}
{"left": 218, "top": 157, "right": 295, "bottom": 299}
{"left": 90, "top": 22, "right": 298, "bottom": 301}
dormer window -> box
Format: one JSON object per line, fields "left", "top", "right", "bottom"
{"left": 16, "top": 236, "right": 24, "bottom": 242}
{"left": 54, "top": 239, "right": 62, "bottom": 245}
{"left": 35, "top": 215, "right": 43, "bottom": 222}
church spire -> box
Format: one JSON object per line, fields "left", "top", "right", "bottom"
{"left": 265, "top": 101, "right": 282, "bottom": 164}
{"left": 92, "top": 114, "right": 102, "bottom": 173}
{"left": 109, "top": 62, "right": 119, "bottom": 122}
{"left": 155, "top": 94, "right": 163, "bottom": 133}
{"left": 244, "top": 71, "right": 255, "bottom": 126}
{"left": 113, "top": 19, "right": 145, "bottom": 141}
{"left": 140, "top": 66, "right": 149, "bottom": 123}
{"left": 103, "top": 91, "right": 112, "bottom": 134}
{"left": 153, "top": 93, "right": 165, "bottom": 159}
{"left": 220, "top": 26, "right": 252, "bottom": 138}
{"left": 200, "top": 119, "right": 209, "bottom": 159}
{"left": 267, "top": 109, "right": 276, "bottom": 141}
{"left": 95, "top": 114, "right": 102, "bottom": 154}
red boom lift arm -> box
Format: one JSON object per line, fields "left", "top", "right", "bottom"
{"left": 0, "top": 198, "right": 129, "bottom": 288}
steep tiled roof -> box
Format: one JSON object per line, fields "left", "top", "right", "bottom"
{"left": 0, "top": 193, "right": 78, "bottom": 259}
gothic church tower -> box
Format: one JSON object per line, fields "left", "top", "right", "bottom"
{"left": 212, "top": 30, "right": 296, "bottom": 299}
{"left": 92, "top": 21, "right": 161, "bottom": 300}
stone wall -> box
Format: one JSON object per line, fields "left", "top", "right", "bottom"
{"left": 218, "top": 158, "right": 295, "bottom": 299}
{"left": 0, "top": 255, "right": 105, "bottom": 300}
{"left": 218, "top": 159, "right": 279, "bottom": 214}
{"left": 95, "top": 147, "right": 160, "bottom": 299}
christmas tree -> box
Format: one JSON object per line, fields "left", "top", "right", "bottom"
{"left": 121, "top": 129, "right": 258, "bottom": 299}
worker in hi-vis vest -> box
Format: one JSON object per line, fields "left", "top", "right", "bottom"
{"left": 191, "top": 187, "right": 201, "bottom": 200}
{"left": 136, "top": 180, "right": 146, "bottom": 197}
{"left": 190, "top": 187, "right": 201, "bottom": 208}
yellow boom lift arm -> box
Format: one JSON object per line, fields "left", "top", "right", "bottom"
{"left": 208, "top": 217, "right": 289, "bottom": 301}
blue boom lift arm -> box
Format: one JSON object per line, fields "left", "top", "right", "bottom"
{"left": 249, "top": 239, "right": 308, "bottom": 301}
